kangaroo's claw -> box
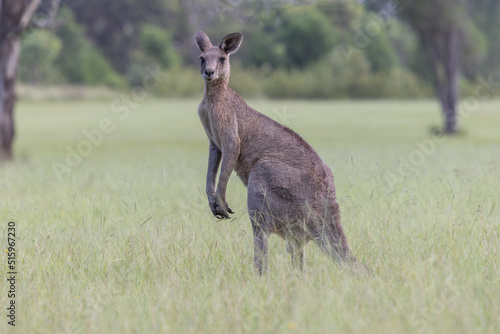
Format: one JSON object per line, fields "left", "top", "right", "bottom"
{"left": 211, "top": 202, "right": 230, "bottom": 219}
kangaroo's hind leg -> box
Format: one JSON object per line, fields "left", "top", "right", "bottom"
{"left": 248, "top": 210, "right": 270, "bottom": 275}
{"left": 247, "top": 170, "right": 278, "bottom": 276}
{"left": 286, "top": 234, "right": 305, "bottom": 270}
{"left": 247, "top": 164, "right": 308, "bottom": 274}
{"left": 285, "top": 223, "right": 309, "bottom": 271}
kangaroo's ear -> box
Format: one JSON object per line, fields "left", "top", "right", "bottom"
{"left": 219, "top": 32, "right": 243, "bottom": 55}
{"left": 194, "top": 30, "right": 212, "bottom": 53}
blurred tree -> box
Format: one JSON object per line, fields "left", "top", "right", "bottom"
{"left": 139, "top": 25, "right": 179, "bottom": 69}
{"left": 67, "top": 0, "right": 167, "bottom": 72}
{"left": 360, "top": 14, "right": 399, "bottom": 73}
{"left": 469, "top": 0, "right": 500, "bottom": 77}
{"left": 385, "top": 19, "right": 418, "bottom": 69}
{"left": 398, "top": 0, "right": 472, "bottom": 134}
{"left": 55, "top": 8, "right": 124, "bottom": 87}
{"left": 244, "top": 20, "right": 287, "bottom": 69}
{"left": 460, "top": 20, "right": 487, "bottom": 81}
{"left": 175, "top": 0, "right": 283, "bottom": 64}
{"left": 280, "top": 7, "right": 337, "bottom": 68}
{"left": 0, "top": 0, "right": 61, "bottom": 160}
{"left": 19, "top": 30, "right": 62, "bottom": 84}
{"left": 126, "top": 24, "right": 180, "bottom": 87}
{"left": 319, "top": 1, "right": 365, "bottom": 33}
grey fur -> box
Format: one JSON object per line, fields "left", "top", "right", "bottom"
{"left": 195, "top": 30, "right": 361, "bottom": 275}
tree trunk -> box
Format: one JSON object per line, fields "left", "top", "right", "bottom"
{"left": 401, "top": 0, "right": 467, "bottom": 135}
{"left": 442, "top": 29, "right": 460, "bottom": 134}
{"left": 425, "top": 28, "right": 461, "bottom": 134}
{"left": 0, "top": 0, "right": 26, "bottom": 160}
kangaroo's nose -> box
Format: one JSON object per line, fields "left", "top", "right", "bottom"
{"left": 205, "top": 69, "right": 215, "bottom": 77}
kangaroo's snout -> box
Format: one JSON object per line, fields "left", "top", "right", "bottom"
{"left": 204, "top": 69, "right": 215, "bottom": 80}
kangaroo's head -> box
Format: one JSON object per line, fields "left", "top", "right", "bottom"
{"left": 194, "top": 30, "right": 243, "bottom": 83}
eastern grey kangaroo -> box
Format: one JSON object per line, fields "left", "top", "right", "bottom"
{"left": 195, "top": 30, "right": 360, "bottom": 274}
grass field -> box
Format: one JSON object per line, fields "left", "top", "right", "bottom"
{"left": 1, "top": 98, "right": 499, "bottom": 333}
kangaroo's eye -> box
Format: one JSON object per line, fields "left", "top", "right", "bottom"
{"left": 219, "top": 57, "right": 226, "bottom": 63}
{"left": 200, "top": 57, "right": 205, "bottom": 64}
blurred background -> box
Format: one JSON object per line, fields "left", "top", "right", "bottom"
{"left": 12, "top": 0, "right": 500, "bottom": 100}
{"left": 0, "top": 0, "right": 497, "bottom": 159}
{"left": 0, "top": 0, "right": 498, "bottom": 166}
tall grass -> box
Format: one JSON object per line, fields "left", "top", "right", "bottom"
{"left": 0, "top": 99, "right": 499, "bottom": 333}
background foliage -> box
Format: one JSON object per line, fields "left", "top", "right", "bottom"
{"left": 18, "top": 0, "right": 500, "bottom": 99}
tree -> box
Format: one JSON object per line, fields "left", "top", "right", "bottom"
{"left": 398, "top": 0, "right": 470, "bottom": 134}
{"left": 469, "top": 0, "right": 500, "bottom": 77}
{"left": 280, "top": 7, "right": 337, "bottom": 68}
{"left": 67, "top": 0, "right": 167, "bottom": 72}
{"left": 0, "top": 0, "right": 60, "bottom": 160}
{"left": 19, "top": 30, "right": 62, "bottom": 84}
{"left": 54, "top": 8, "right": 124, "bottom": 87}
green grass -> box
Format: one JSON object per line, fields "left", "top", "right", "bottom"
{"left": 1, "top": 98, "right": 499, "bottom": 333}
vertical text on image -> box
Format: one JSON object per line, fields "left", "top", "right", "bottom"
{"left": 6, "top": 221, "right": 16, "bottom": 326}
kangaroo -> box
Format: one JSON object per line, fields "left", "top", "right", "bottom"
{"left": 195, "top": 30, "right": 360, "bottom": 274}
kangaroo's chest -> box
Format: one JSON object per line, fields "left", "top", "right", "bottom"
{"left": 198, "top": 103, "right": 222, "bottom": 149}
